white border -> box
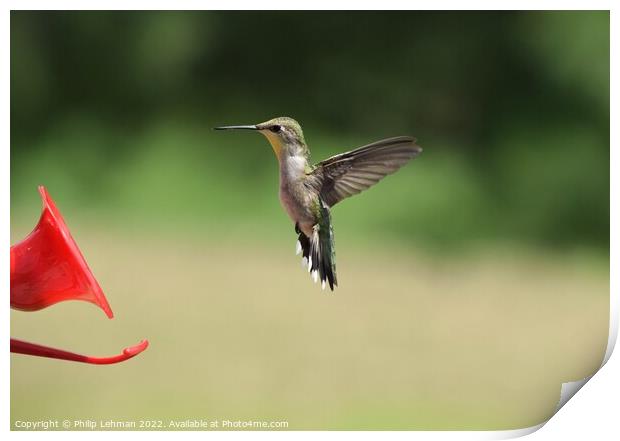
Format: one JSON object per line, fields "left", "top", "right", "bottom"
{"left": 3, "top": 2, "right": 616, "bottom": 439}
{"left": 1, "top": 0, "right": 618, "bottom": 10}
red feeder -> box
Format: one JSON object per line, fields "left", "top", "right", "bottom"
{"left": 10, "top": 186, "right": 148, "bottom": 364}
{"left": 11, "top": 186, "right": 113, "bottom": 317}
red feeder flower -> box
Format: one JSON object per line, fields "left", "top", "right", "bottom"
{"left": 11, "top": 186, "right": 113, "bottom": 316}
{"left": 10, "top": 186, "right": 148, "bottom": 364}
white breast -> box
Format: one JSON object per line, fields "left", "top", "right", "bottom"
{"left": 280, "top": 155, "right": 307, "bottom": 181}
{"left": 278, "top": 155, "right": 314, "bottom": 229}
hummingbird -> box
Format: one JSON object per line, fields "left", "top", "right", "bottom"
{"left": 214, "top": 117, "right": 421, "bottom": 291}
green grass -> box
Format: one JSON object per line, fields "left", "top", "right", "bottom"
{"left": 10, "top": 225, "right": 609, "bottom": 430}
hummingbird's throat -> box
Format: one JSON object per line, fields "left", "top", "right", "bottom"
{"left": 260, "top": 131, "right": 284, "bottom": 161}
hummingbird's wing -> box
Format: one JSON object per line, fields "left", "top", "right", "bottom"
{"left": 308, "top": 136, "right": 421, "bottom": 207}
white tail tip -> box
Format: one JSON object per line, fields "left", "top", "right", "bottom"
{"left": 301, "top": 257, "right": 308, "bottom": 268}
{"left": 321, "top": 280, "right": 326, "bottom": 290}
{"left": 295, "top": 241, "right": 302, "bottom": 255}
{"left": 312, "top": 270, "right": 318, "bottom": 283}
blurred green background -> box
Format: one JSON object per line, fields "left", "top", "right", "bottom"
{"left": 11, "top": 11, "right": 609, "bottom": 430}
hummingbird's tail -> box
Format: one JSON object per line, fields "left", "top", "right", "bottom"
{"left": 296, "top": 201, "right": 337, "bottom": 291}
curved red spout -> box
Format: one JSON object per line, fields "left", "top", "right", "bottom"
{"left": 10, "top": 338, "right": 149, "bottom": 365}
{"left": 10, "top": 186, "right": 113, "bottom": 318}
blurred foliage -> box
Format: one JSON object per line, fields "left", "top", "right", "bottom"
{"left": 10, "top": 11, "right": 609, "bottom": 253}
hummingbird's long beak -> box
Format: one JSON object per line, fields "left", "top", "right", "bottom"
{"left": 213, "top": 125, "right": 258, "bottom": 131}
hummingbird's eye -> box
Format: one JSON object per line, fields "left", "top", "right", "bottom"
{"left": 270, "top": 125, "right": 282, "bottom": 133}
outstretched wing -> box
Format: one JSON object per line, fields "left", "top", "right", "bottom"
{"left": 307, "top": 136, "right": 422, "bottom": 207}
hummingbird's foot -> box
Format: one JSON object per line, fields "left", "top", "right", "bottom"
{"left": 294, "top": 222, "right": 301, "bottom": 235}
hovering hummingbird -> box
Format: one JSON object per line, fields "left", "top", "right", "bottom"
{"left": 214, "top": 117, "right": 421, "bottom": 291}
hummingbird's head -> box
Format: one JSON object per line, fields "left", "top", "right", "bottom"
{"left": 214, "top": 116, "right": 307, "bottom": 161}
